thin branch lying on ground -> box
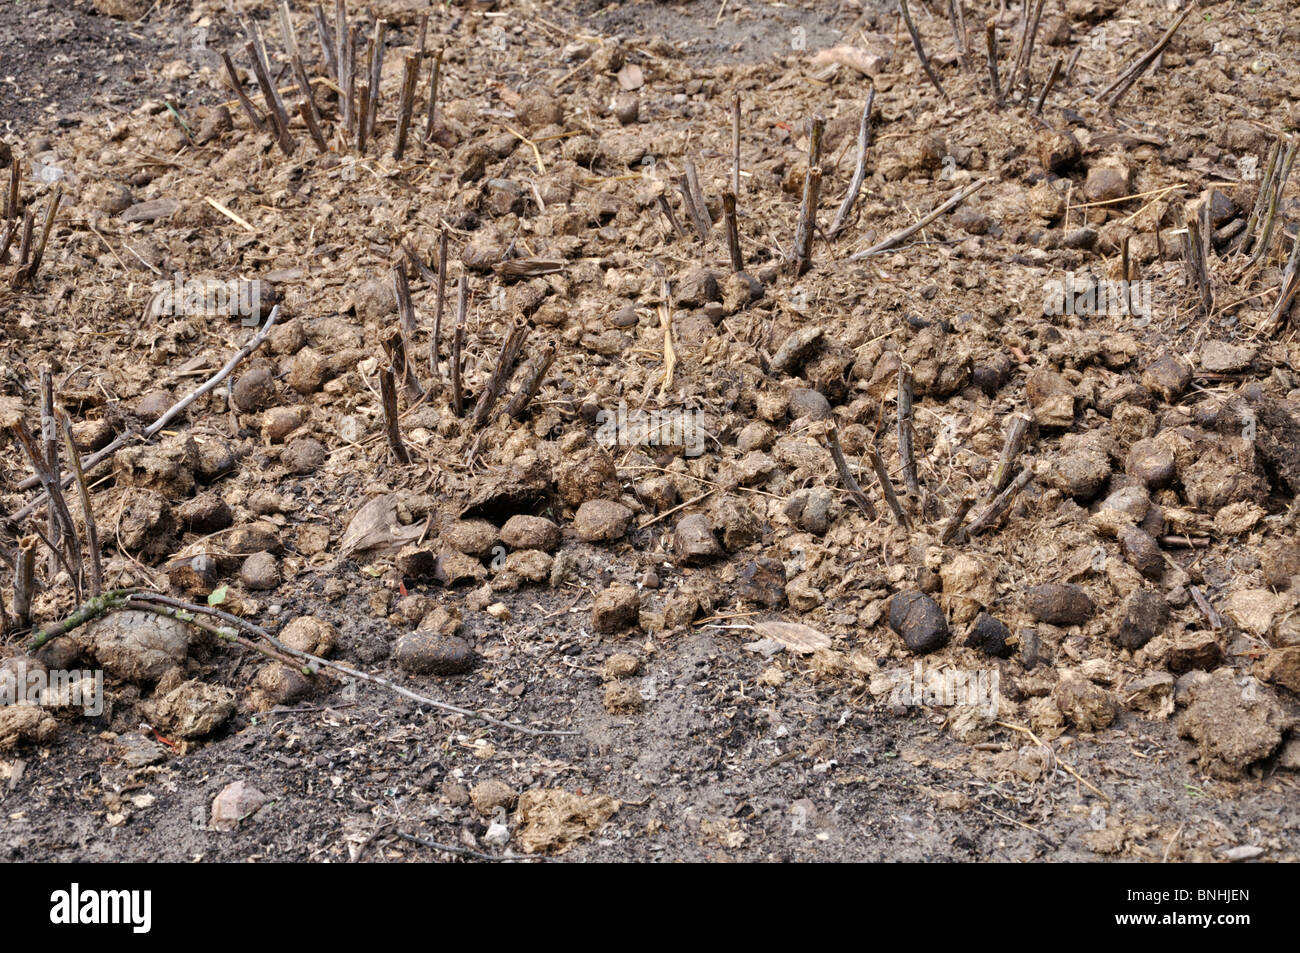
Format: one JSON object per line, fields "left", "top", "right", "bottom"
{"left": 28, "top": 588, "right": 575, "bottom": 738}
{"left": 8, "top": 306, "right": 281, "bottom": 523}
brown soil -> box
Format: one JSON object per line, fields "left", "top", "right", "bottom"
{"left": 0, "top": 0, "right": 1298, "bottom": 862}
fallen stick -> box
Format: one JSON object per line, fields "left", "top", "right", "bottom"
{"left": 30, "top": 590, "right": 575, "bottom": 737}
{"left": 1100, "top": 2, "right": 1196, "bottom": 108}
{"left": 828, "top": 92, "right": 874, "bottom": 240}
{"left": 8, "top": 307, "right": 280, "bottom": 521}
{"left": 848, "top": 177, "right": 989, "bottom": 260}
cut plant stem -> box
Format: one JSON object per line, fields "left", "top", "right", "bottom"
{"left": 430, "top": 229, "right": 448, "bottom": 381}
{"left": 221, "top": 51, "right": 268, "bottom": 132}
{"left": 244, "top": 39, "right": 295, "bottom": 154}
{"left": 988, "top": 411, "right": 1032, "bottom": 499}
{"left": 899, "top": 0, "right": 949, "bottom": 100}
{"left": 312, "top": 3, "right": 337, "bottom": 81}
{"left": 940, "top": 494, "right": 975, "bottom": 543}
{"left": 898, "top": 364, "right": 920, "bottom": 498}
{"left": 298, "top": 99, "right": 329, "bottom": 152}
{"left": 471, "top": 317, "right": 529, "bottom": 429}
{"left": 40, "top": 367, "right": 60, "bottom": 579}
{"left": 828, "top": 92, "right": 874, "bottom": 239}
{"left": 503, "top": 340, "right": 555, "bottom": 420}
{"left": 451, "top": 276, "right": 466, "bottom": 417}
{"left": 827, "top": 426, "right": 878, "bottom": 520}
{"left": 14, "top": 535, "right": 35, "bottom": 628}
{"left": 1182, "top": 203, "right": 1214, "bottom": 317}
{"left": 379, "top": 364, "right": 411, "bottom": 464}
{"left": 723, "top": 191, "right": 743, "bottom": 272}
{"left": 59, "top": 412, "right": 102, "bottom": 597}
{"left": 870, "top": 438, "right": 911, "bottom": 530}
{"left": 424, "top": 47, "right": 444, "bottom": 143}
{"left": 791, "top": 116, "right": 824, "bottom": 275}
{"left": 985, "top": 21, "right": 1003, "bottom": 106}
{"left": 1033, "top": 54, "right": 1063, "bottom": 115}
{"left": 365, "top": 20, "right": 387, "bottom": 144}
{"left": 394, "top": 52, "right": 420, "bottom": 159}
{"left": 680, "top": 159, "right": 712, "bottom": 241}
{"left": 966, "top": 465, "right": 1033, "bottom": 536}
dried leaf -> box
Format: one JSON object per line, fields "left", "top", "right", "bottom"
{"left": 751, "top": 619, "right": 832, "bottom": 655}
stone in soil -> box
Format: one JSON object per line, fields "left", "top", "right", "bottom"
{"left": 210, "top": 780, "right": 268, "bottom": 832}
{"left": 889, "top": 591, "right": 950, "bottom": 655}
{"left": 1118, "top": 525, "right": 1164, "bottom": 580}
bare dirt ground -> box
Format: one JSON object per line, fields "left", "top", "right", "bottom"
{"left": 1, "top": 0, "right": 1298, "bottom": 862}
